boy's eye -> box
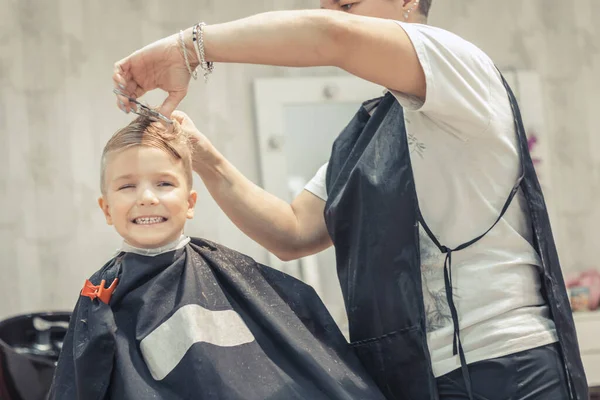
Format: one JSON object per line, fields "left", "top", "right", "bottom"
{"left": 118, "top": 184, "right": 135, "bottom": 190}
{"left": 340, "top": 3, "right": 354, "bottom": 11}
{"left": 158, "top": 181, "right": 174, "bottom": 187}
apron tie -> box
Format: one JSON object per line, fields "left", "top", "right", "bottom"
{"left": 419, "top": 160, "right": 522, "bottom": 400}
{"left": 440, "top": 245, "right": 473, "bottom": 400}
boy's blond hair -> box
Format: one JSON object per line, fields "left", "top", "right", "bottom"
{"left": 100, "top": 116, "right": 193, "bottom": 194}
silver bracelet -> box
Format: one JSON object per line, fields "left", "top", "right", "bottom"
{"left": 179, "top": 29, "right": 197, "bottom": 80}
{"left": 194, "top": 22, "right": 214, "bottom": 82}
{"left": 192, "top": 25, "right": 202, "bottom": 75}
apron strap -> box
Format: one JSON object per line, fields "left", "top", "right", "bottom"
{"left": 417, "top": 70, "right": 527, "bottom": 400}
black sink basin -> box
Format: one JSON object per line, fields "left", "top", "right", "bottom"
{"left": 0, "top": 312, "right": 70, "bottom": 400}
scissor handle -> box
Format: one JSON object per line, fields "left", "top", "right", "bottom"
{"left": 113, "top": 89, "right": 173, "bottom": 125}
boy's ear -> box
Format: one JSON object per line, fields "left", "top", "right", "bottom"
{"left": 98, "top": 196, "right": 113, "bottom": 225}
{"left": 186, "top": 190, "right": 198, "bottom": 220}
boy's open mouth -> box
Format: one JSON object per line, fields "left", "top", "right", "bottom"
{"left": 133, "top": 216, "right": 167, "bottom": 225}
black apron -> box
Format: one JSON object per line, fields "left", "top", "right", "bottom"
{"left": 48, "top": 238, "right": 386, "bottom": 400}
{"left": 324, "top": 76, "right": 588, "bottom": 399}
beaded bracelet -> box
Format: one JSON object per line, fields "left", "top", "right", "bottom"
{"left": 193, "top": 22, "right": 214, "bottom": 82}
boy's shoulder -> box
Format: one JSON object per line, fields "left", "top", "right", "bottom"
{"left": 188, "top": 236, "right": 315, "bottom": 295}
{"left": 188, "top": 237, "right": 262, "bottom": 269}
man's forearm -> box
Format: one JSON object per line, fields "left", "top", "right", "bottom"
{"left": 193, "top": 148, "right": 302, "bottom": 260}
{"left": 186, "top": 10, "right": 345, "bottom": 69}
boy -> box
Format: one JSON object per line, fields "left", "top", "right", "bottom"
{"left": 49, "top": 116, "right": 384, "bottom": 399}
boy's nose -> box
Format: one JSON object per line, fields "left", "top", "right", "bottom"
{"left": 138, "top": 188, "right": 159, "bottom": 206}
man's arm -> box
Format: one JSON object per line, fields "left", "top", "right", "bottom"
{"left": 114, "top": 10, "right": 425, "bottom": 116}
{"left": 195, "top": 10, "right": 425, "bottom": 98}
{"left": 173, "top": 111, "right": 331, "bottom": 261}
{"left": 196, "top": 152, "right": 332, "bottom": 261}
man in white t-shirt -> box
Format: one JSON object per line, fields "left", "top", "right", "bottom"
{"left": 305, "top": 20, "right": 558, "bottom": 378}
{"left": 113, "top": 0, "right": 586, "bottom": 398}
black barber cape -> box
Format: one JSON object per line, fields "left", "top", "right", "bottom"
{"left": 49, "top": 238, "right": 386, "bottom": 400}
{"left": 324, "top": 76, "right": 587, "bottom": 399}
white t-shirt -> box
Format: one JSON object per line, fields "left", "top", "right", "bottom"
{"left": 304, "top": 22, "right": 557, "bottom": 377}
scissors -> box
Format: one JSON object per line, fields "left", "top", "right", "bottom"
{"left": 113, "top": 88, "right": 173, "bottom": 125}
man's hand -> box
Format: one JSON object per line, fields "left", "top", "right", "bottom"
{"left": 170, "top": 111, "right": 220, "bottom": 171}
{"left": 113, "top": 34, "right": 192, "bottom": 118}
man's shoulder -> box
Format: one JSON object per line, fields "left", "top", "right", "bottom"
{"left": 401, "top": 23, "right": 494, "bottom": 68}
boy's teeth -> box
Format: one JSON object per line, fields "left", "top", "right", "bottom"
{"left": 135, "top": 217, "right": 165, "bottom": 225}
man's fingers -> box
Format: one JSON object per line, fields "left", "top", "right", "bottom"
{"left": 113, "top": 59, "right": 131, "bottom": 91}
{"left": 113, "top": 58, "right": 147, "bottom": 112}
{"left": 171, "top": 111, "right": 198, "bottom": 131}
{"left": 159, "top": 91, "right": 187, "bottom": 119}
{"left": 171, "top": 110, "right": 190, "bottom": 123}
{"left": 113, "top": 59, "right": 134, "bottom": 112}
{"left": 116, "top": 97, "right": 130, "bottom": 114}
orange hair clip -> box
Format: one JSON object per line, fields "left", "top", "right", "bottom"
{"left": 80, "top": 279, "right": 119, "bottom": 304}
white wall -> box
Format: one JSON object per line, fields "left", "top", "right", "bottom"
{"left": 0, "top": 0, "right": 598, "bottom": 320}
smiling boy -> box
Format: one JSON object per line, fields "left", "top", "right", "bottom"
{"left": 98, "top": 117, "right": 197, "bottom": 251}
{"left": 49, "top": 115, "right": 385, "bottom": 400}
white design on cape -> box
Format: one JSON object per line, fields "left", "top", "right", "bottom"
{"left": 140, "top": 304, "right": 256, "bottom": 381}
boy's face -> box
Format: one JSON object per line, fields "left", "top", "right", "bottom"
{"left": 98, "top": 146, "right": 197, "bottom": 249}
